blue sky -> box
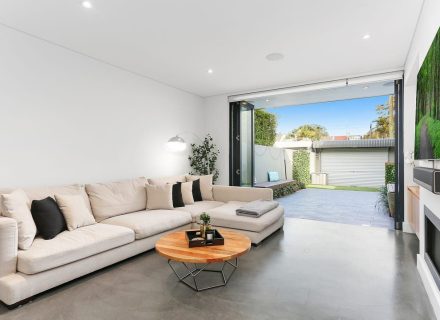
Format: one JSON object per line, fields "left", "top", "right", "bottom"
{"left": 266, "top": 95, "right": 390, "bottom": 136}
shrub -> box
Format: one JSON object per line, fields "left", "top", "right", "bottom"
{"left": 255, "top": 109, "right": 277, "bottom": 146}
{"left": 273, "top": 181, "right": 304, "bottom": 199}
{"left": 385, "top": 162, "right": 396, "bottom": 184}
{"left": 376, "top": 185, "right": 389, "bottom": 215}
{"left": 292, "top": 150, "right": 311, "bottom": 185}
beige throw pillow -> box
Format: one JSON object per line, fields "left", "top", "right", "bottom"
{"left": 1, "top": 189, "right": 36, "bottom": 250}
{"left": 145, "top": 184, "right": 173, "bottom": 210}
{"left": 55, "top": 194, "right": 96, "bottom": 231}
{"left": 181, "top": 181, "right": 194, "bottom": 205}
{"left": 147, "top": 175, "right": 186, "bottom": 185}
{"left": 186, "top": 175, "right": 214, "bottom": 201}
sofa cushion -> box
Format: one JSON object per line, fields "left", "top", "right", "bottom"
{"left": 147, "top": 175, "right": 186, "bottom": 185}
{"left": 1, "top": 189, "right": 36, "bottom": 250}
{"left": 31, "top": 197, "right": 67, "bottom": 240}
{"left": 186, "top": 175, "right": 214, "bottom": 200}
{"left": 55, "top": 194, "right": 96, "bottom": 231}
{"left": 0, "top": 184, "right": 92, "bottom": 215}
{"left": 85, "top": 177, "right": 148, "bottom": 222}
{"left": 176, "top": 200, "right": 224, "bottom": 221}
{"left": 17, "top": 224, "right": 134, "bottom": 274}
{"left": 206, "top": 201, "right": 284, "bottom": 233}
{"left": 145, "top": 184, "right": 173, "bottom": 210}
{"left": 101, "top": 210, "right": 191, "bottom": 240}
{"left": 180, "top": 181, "right": 194, "bottom": 205}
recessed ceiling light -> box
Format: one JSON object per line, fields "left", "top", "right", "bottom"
{"left": 265, "top": 53, "right": 284, "bottom": 61}
{"left": 81, "top": 1, "right": 93, "bottom": 9}
{"left": 363, "top": 86, "right": 369, "bottom": 90}
{"left": 207, "top": 69, "right": 213, "bottom": 74}
{"left": 362, "top": 34, "right": 371, "bottom": 40}
{"left": 266, "top": 99, "right": 270, "bottom": 102}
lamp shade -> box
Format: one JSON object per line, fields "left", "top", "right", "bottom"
{"left": 166, "top": 135, "right": 187, "bottom": 152}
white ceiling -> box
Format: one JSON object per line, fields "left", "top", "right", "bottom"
{"left": 0, "top": 0, "right": 423, "bottom": 97}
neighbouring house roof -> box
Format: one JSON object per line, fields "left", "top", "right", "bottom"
{"left": 312, "top": 138, "right": 395, "bottom": 149}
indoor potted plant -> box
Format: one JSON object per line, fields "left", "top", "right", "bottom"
{"left": 199, "top": 212, "right": 211, "bottom": 238}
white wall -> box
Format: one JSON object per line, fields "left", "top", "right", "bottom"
{"left": 403, "top": 0, "right": 440, "bottom": 317}
{"left": 0, "top": 25, "right": 205, "bottom": 188}
{"left": 203, "top": 95, "right": 230, "bottom": 185}
{"left": 403, "top": 0, "right": 440, "bottom": 230}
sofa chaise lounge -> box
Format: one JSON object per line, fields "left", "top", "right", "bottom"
{"left": 0, "top": 175, "right": 284, "bottom": 307}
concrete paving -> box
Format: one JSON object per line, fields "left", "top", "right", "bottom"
{"left": 0, "top": 219, "right": 434, "bottom": 320}
{"left": 277, "top": 188, "right": 395, "bottom": 229}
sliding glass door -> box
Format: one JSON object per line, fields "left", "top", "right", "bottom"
{"left": 230, "top": 101, "right": 254, "bottom": 186}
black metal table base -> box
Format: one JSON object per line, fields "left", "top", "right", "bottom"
{"left": 168, "top": 258, "right": 238, "bottom": 291}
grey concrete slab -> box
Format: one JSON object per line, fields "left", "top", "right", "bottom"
{"left": 0, "top": 219, "right": 434, "bottom": 320}
{"left": 277, "top": 188, "right": 395, "bottom": 229}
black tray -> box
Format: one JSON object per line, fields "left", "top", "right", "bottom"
{"left": 185, "top": 229, "right": 225, "bottom": 248}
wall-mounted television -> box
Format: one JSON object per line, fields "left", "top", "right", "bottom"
{"left": 415, "top": 27, "right": 440, "bottom": 160}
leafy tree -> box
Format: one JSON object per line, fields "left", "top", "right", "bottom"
{"left": 188, "top": 134, "right": 220, "bottom": 182}
{"left": 255, "top": 109, "right": 277, "bottom": 146}
{"left": 365, "top": 96, "right": 395, "bottom": 139}
{"left": 287, "top": 124, "right": 328, "bottom": 141}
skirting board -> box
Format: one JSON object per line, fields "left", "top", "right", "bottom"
{"left": 417, "top": 254, "right": 440, "bottom": 319}
{"left": 403, "top": 221, "right": 415, "bottom": 234}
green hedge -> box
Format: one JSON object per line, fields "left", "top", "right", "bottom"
{"left": 255, "top": 109, "right": 277, "bottom": 146}
{"left": 292, "top": 150, "right": 311, "bottom": 185}
{"left": 385, "top": 162, "right": 396, "bottom": 184}
{"left": 273, "top": 181, "right": 304, "bottom": 199}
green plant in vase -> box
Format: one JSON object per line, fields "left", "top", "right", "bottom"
{"left": 199, "top": 212, "right": 211, "bottom": 238}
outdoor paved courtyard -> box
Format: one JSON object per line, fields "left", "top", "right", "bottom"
{"left": 277, "top": 188, "right": 395, "bottom": 229}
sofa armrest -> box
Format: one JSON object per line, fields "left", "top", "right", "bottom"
{"left": 0, "top": 217, "right": 18, "bottom": 277}
{"left": 212, "top": 185, "right": 273, "bottom": 203}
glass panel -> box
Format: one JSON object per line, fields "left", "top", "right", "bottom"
{"left": 240, "top": 105, "right": 253, "bottom": 186}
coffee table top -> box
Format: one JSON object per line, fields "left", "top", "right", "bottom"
{"left": 155, "top": 229, "right": 251, "bottom": 264}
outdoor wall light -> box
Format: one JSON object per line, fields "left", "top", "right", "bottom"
{"left": 166, "top": 135, "right": 187, "bottom": 152}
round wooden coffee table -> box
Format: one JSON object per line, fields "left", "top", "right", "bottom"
{"left": 156, "top": 229, "right": 251, "bottom": 291}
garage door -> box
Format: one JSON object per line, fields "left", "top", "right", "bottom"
{"left": 320, "top": 148, "right": 388, "bottom": 187}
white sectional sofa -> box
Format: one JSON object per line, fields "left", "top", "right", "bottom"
{"left": 0, "top": 175, "right": 284, "bottom": 307}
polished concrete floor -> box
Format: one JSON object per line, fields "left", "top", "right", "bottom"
{"left": 0, "top": 219, "right": 434, "bottom": 320}
{"left": 278, "top": 188, "right": 395, "bottom": 229}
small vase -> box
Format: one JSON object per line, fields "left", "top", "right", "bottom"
{"left": 200, "top": 224, "right": 207, "bottom": 238}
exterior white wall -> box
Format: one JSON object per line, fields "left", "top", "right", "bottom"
{"left": 254, "top": 145, "right": 292, "bottom": 183}
{"left": 0, "top": 25, "right": 205, "bottom": 188}
{"left": 319, "top": 148, "right": 389, "bottom": 187}
{"left": 403, "top": 0, "right": 440, "bottom": 317}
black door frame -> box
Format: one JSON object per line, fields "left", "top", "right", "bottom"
{"left": 394, "top": 79, "right": 404, "bottom": 230}
{"left": 229, "top": 101, "right": 255, "bottom": 186}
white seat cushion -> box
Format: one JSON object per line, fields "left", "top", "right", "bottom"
{"left": 176, "top": 201, "right": 225, "bottom": 221}
{"left": 207, "top": 201, "right": 284, "bottom": 233}
{"left": 18, "top": 224, "right": 134, "bottom": 275}
{"left": 101, "top": 210, "right": 191, "bottom": 240}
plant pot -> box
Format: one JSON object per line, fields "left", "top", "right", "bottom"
{"left": 200, "top": 224, "right": 207, "bottom": 238}
{"left": 387, "top": 192, "right": 396, "bottom": 218}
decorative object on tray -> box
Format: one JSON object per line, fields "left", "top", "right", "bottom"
{"left": 199, "top": 212, "right": 211, "bottom": 238}
{"left": 185, "top": 229, "right": 225, "bottom": 247}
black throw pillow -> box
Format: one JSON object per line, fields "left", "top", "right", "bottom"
{"left": 192, "top": 179, "right": 203, "bottom": 202}
{"left": 172, "top": 183, "right": 185, "bottom": 208}
{"left": 31, "top": 197, "right": 67, "bottom": 240}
